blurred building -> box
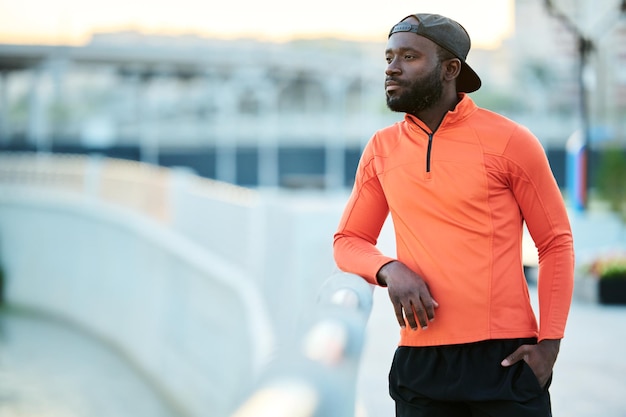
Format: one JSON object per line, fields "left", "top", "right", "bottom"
{"left": 512, "top": 0, "right": 626, "bottom": 147}
{"left": 0, "top": 0, "right": 624, "bottom": 189}
{"left": 0, "top": 35, "right": 396, "bottom": 188}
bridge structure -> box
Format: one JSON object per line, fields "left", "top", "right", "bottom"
{"left": 0, "top": 151, "right": 378, "bottom": 417}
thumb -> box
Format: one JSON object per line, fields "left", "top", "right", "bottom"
{"left": 501, "top": 346, "right": 526, "bottom": 367}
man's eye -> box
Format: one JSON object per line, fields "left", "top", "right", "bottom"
{"left": 404, "top": 54, "right": 415, "bottom": 60}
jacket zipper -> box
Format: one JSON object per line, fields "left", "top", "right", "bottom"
{"left": 415, "top": 123, "right": 436, "bottom": 173}
{"left": 426, "top": 132, "right": 434, "bottom": 173}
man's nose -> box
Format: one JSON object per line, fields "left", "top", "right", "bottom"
{"left": 385, "top": 59, "right": 400, "bottom": 75}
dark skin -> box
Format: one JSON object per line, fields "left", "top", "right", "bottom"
{"left": 384, "top": 30, "right": 459, "bottom": 131}
{"left": 379, "top": 16, "right": 560, "bottom": 389}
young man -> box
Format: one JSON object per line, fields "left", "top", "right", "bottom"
{"left": 333, "top": 13, "right": 574, "bottom": 417}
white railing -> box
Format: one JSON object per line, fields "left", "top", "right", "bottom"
{"left": 230, "top": 271, "right": 373, "bottom": 417}
{"left": 0, "top": 152, "right": 172, "bottom": 222}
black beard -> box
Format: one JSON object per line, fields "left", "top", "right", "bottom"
{"left": 386, "top": 63, "right": 444, "bottom": 115}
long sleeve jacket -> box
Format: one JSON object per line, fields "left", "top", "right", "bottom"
{"left": 333, "top": 94, "right": 574, "bottom": 347}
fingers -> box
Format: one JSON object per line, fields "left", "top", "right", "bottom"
{"left": 392, "top": 298, "right": 418, "bottom": 329}
{"left": 501, "top": 345, "right": 529, "bottom": 367}
{"left": 383, "top": 263, "right": 438, "bottom": 331}
{"left": 511, "top": 342, "right": 558, "bottom": 388}
{"left": 411, "top": 298, "right": 437, "bottom": 329}
{"left": 391, "top": 297, "right": 437, "bottom": 330}
{"left": 393, "top": 302, "right": 407, "bottom": 329}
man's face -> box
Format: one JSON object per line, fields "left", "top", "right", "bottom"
{"left": 384, "top": 30, "right": 444, "bottom": 114}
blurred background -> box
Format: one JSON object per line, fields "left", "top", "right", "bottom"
{"left": 0, "top": 0, "right": 623, "bottom": 191}
{"left": 1, "top": 0, "right": 625, "bottom": 416}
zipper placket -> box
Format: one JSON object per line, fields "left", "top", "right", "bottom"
{"left": 416, "top": 124, "right": 436, "bottom": 173}
{"left": 426, "top": 132, "right": 434, "bottom": 173}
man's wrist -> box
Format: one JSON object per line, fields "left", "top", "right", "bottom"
{"left": 538, "top": 338, "right": 561, "bottom": 350}
{"left": 376, "top": 260, "right": 398, "bottom": 287}
{"left": 538, "top": 338, "right": 561, "bottom": 347}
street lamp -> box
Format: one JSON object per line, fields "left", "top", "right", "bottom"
{"left": 544, "top": 0, "right": 626, "bottom": 211}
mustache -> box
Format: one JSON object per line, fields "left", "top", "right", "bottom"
{"left": 385, "top": 77, "right": 408, "bottom": 86}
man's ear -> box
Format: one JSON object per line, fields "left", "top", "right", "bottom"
{"left": 443, "top": 58, "right": 462, "bottom": 82}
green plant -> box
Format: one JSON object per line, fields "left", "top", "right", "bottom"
{"left": 589, "top": 254, "right": 626, "bottom": 280}
{"left": 595, "top": 147, "right": 626, "bottom": 221}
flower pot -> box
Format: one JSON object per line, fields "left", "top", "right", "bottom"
{"left": 598, "top": 277, "right": 626, "bottom": 305}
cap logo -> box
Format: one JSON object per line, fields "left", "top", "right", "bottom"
{"left": 388, "top": 22, "right": 420, "bottom": 37}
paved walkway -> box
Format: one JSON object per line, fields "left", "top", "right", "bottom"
{"left": 1, "top": 287, "right": 624, "bottom": 417}
{"left": 356, "top": 284, "right": 626, "bottom": 417}
{"left": 0, "top": 310, "right": 179, "bottom": 417}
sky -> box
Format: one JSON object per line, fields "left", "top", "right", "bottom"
{"left": 0, "top": 0, "right": 515, "bottom": 49}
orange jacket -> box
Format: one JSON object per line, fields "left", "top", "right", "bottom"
{"left": 334, "top": 94, "right": 574, "bottom": 347}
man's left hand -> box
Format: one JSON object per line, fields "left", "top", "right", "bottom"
{"left": 501, "top": 339, "right": 561, "bottom": 389}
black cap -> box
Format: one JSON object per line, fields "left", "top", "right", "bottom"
{"left": 388, "top": 13, "right": 482, "bottom": 93}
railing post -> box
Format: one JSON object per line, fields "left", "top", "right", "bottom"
{"left": 229, "top": 270, "right": 374, "bottom": 417}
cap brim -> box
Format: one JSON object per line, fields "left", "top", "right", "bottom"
{"left": 457, "top": 62, "right": 481, "bottom": 93}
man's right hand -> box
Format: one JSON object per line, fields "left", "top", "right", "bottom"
{"left": 377, "top": 261, "right": 438, "bottom": 330}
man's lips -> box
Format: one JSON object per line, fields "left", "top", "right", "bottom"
{"left": 385, "top": 79, "right": 402, "bottom": 93}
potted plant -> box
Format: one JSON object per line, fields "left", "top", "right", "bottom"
{"left": 588, "top": 254, "right": 626, "bottom": 305}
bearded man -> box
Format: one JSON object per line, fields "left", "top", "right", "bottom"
{"left": 333, "top": 13, "right": 574, "bottom": 417}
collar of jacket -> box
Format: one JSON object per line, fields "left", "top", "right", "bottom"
{"left": 404, "top": 93, "right": 477, "bottom": 133}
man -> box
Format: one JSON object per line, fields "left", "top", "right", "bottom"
{"left": 333, "top": 13, "right": 574, "bottom": 417}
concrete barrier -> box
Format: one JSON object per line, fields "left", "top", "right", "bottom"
{"left": 0, "top": 186, "right": 274, "bottom": 417}
{"left": 0, "top": 152, "right": 373, "bottom": 417}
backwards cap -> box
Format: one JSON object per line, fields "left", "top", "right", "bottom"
{"left": 389, "top": 13, "right": 482, "bottom": 93}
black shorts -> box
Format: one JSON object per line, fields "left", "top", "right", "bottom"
{"left": 389, "top": 338, "right": 552, "bottom": 417}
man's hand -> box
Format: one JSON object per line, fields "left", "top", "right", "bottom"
{"left": 501, "top": 339, "right": 561, "bottom": 388}
{"left": 377, "top": 261, "right": 438, "bottom": 330}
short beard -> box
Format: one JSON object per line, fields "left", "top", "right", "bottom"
{"left": 386, "top": 62, "right": 444, "bottom": 115}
